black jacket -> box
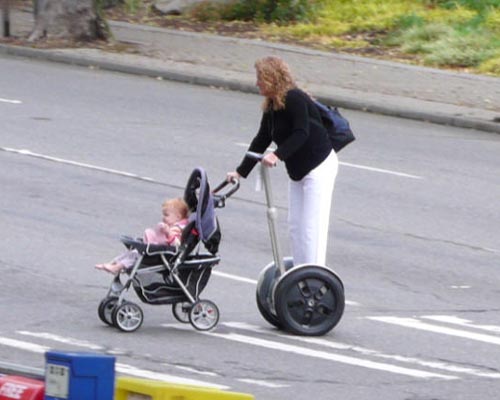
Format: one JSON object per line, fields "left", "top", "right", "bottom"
{"left": 236, "top": 88, "right": 332, "bottom": 181}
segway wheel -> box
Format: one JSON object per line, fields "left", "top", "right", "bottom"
{"left": 256, "top": 263, "right": 283, "bottom": 329}
{"left": 274, "top": 266, "right": 344, "bottom": 336}
{"left": 172, "top": 302, "right": 191, "bottom": 324}
{"left": 256, "top": 294, "right": 281, "bottom": 329}
{"left": 98, "top": 297, "right": 118, "bottom": 326}
{"left": 112, "top": 301, "right": 144, "bottom": 332}
{"left": 189, "top": 300, "right": 219, "bottom": 331}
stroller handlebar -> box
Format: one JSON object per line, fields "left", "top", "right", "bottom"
{"left": 212, "top": 178, "right": 240, "bottom": 208}
{"left": 211, "top": 151, "right": 263, "bottom": 208}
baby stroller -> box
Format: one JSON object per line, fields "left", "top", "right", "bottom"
{"left": 97, "top": 167, "right": 239, "bottom": 332}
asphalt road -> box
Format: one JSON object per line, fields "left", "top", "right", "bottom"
{"left": 1, "top": 55, "right": 500, "bottom": 400}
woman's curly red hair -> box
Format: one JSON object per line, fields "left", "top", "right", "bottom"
{"left": 255, "top": 56, "right": 296, "bottom": 111}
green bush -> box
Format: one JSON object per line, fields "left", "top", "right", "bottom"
{"left": 431, "top": 0, "right": 500, "bottom": 12}
{"left": 423, "top": 29, "right": 498, "bottom": 66}
{"left": 478, "top": 54, "right": 500, "bottom": 74}
{"left": 186, "top": 0, "right": 499, "bottom": 74}
{"left": 191, "top": 0, "right": 316, "bottom": 24}
{"left": 384, "top": 1, "right": 499, "bottom": 69}
{"left": 124, "top": 0, "right": 140, "bottom": 13}
{"left": 397, "top": 23, "right": 452, "bottom": 53}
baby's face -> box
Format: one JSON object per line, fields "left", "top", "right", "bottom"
{"left": 162, "top": 206, "right": 182, "bottom": 226}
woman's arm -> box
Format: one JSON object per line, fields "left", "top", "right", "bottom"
{"left": 235, "top": 113, "right": 273, "bottom": 178}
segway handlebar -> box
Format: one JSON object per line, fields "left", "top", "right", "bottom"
{"left": 245, "top": 151, "right": 264, "bottom": 161}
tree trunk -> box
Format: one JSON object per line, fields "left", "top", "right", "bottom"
{"left": 29, "top": 0, "right": 108, "bottom": 42}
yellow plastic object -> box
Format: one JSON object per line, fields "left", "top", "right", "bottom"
{"left": 115, "top": 377, "right": 254, "bottom": 400}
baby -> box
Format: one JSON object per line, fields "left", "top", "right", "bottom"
{"left": 95, "top": 197, "right": 189, "bottom": 275}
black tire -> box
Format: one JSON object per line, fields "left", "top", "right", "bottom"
{"left": 112, "top": 301, "right": 144, "bottom": 332}
{"left": 172, "top": 302, "right": 191, "bottom": 324}
{"left": 256, "top": 292, "right": 281, "bottom": 329}
{"left": 189, "top": 300, "right": 219, "bottom": 331}
{"left": 274, "top": 266, "right": 344, "bottom": 336}
{"left": 256, "top": 263, "right": 282, "bottom": 329}
{"left": 98, "top": 297, "right": 118, "bottom": 326}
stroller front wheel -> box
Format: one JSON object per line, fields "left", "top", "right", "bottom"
{"left": 112, "top": 301, "right": 144, "bottom": 332}
{"left": 189, "top": 300, "right": 219, "bottom": 331}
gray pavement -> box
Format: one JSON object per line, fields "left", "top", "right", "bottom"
{"left": 2, "top": 8, "right": 500, "bottom": 133}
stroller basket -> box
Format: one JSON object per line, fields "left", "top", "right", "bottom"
{"left": 132, "top": 254, "right": 220, "bottom": 305}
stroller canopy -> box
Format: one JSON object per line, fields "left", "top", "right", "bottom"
{"left": 183, "top": 167, "right": 220, "bottom": 253}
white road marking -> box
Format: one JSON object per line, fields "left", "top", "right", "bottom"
{"left": 421, "top": 315, "right": 500, "bottom": 334}
{"left": 234, "top": 142, "right": 423, "bottom": 179}
{"left": 237, "top": 378, "right": 288, "bottom": 388}
{"left": 17, "top": 331, "right": 104, "bottom": 351}
{"left": 213, "top": 270, "right": 257, "bottom": 284}
{"left": 170, "top": 365, "right": 219, "bottom": 377}
{"left": 0, "top": 337, "right": 48, "bottom": 353}
{"left": 0, "top": 147, "right": 155, "bottom": 183}
{"left": 224, "top": 322, "right": 500, "bottom": 379}
{"left": 0, "top": 98, "right": 22, "bottom": 104}
{"left": 2, "top": 334, "right": 228, "bottom": 389}
{"left": 115, "top": 363, "right": 228, "bottom": 389}
{"left": 340, "top": 161, "right": 423, "bottom": 179}
{"left": 367, "top": 316, "right": 500, "bottom": 346}
{"left": 200, "top": 331, "right": 456, "bottom": 380}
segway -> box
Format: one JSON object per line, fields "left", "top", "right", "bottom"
{"left": 248, "top": 152, "right": 345, "bottom": 336}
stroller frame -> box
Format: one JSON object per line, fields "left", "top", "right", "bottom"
{"left": 97, "top": 167, "right": 239, "bottom": 332}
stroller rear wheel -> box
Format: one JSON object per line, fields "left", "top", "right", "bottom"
{"left": 112, "top": 301, "right": 144, "bottom": 332}
{"left": 172, "top": 302, "right": 191, "bottom": 323}
{"left": 189, "top": 300, "right": 219, "bottom": 331}
{"left": 98, "top": 297, "right": 118, "bottom": 326}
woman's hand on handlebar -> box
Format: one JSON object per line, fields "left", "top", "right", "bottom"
{"left": 226, "top": 171, "right": 241, "bottom": 183}
{"left": 262, "top": 152, "right": 279, "bottom": 167}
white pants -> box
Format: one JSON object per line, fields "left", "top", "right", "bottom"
{"left": 288, "top": 150, "right": 338, "bottom": 266}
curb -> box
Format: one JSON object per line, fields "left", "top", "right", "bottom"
{"left": 0, "top": 362, "right": 44, "bottom": 381}
{"left": 1, "top": 43, "right": 499, "bottom": 134}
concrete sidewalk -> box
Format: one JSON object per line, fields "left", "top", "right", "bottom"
{"left": 2, "top": 8, "right": 500, "bottom": 133}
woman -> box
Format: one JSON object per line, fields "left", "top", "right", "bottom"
{"left": 227, "top": 56, "right": 339, "bottom": 266}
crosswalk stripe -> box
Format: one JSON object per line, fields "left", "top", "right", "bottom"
{"left": 0, "top": 335, "right": 228, "bottom": 390}
{"left": 0, "top": 337, "right": 47, "bottom": 353}
{"left": 0, "top": 98, "right": 22, "bottom": 104}
{"left": 17, "top": 331, "right": 104, "bottom": 351}
{"left": 367, "top": 316, "right": 500, "bottom": 346}
{"left": 201, "top": 331, "right": 456, "bottom": 379}
{"left": 4, "top": 313, "right": 500, "bottom": 387}
{"left": 223, "top": 322, "right": 500, "bottom": 378}
{"left": 115, "top": 363, "right": 228, "bottom": 389}
{"left": 421, "top": 315, "right": 500, "bottom": 334}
